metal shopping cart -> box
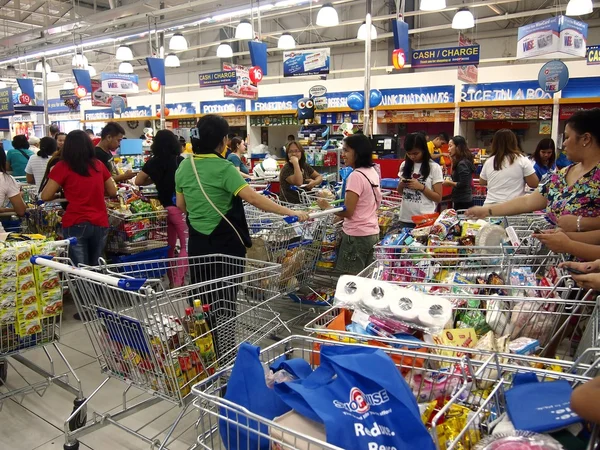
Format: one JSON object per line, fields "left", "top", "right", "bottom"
{"left": 30, "top": 253, "right": 284, "bottom": 450}
{"left": 0, "top": 238, "right": 86, "bottom": 431}
{"left": 23, "top": 199, "right": 66, "bottom": 237}
{"left": 106, "top": 208, "right": 168, "bottom": 254}
{"left": 191, "top": 335, "right": 599, "bottom": 450}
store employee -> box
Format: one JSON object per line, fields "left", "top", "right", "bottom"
{"left": 95, "top": 122, "right": 136, "bottom": 182}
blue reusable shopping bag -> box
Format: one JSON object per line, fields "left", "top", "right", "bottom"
{"left": 274, "top": 344, "right": 436, "bottom": 450}
{"left": 506, "top": 372, "right": 581, "bottom": 433}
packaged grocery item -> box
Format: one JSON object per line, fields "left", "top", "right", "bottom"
{"left": 509, "top": 337, "right": 539, "bottom": 355}
{"left": 431, "top": 328, "right": 478, "bottom": 365}
{"left": 270, "top": 410, "right": 327, "bottom": 450}
{"left": 475, "top": 431, "right": 563, "bottom": 450}
{"left": 406, "top": 369, "right": 463, "bottom": 402}
{"left": 40, "top": 288, "right": 63, "bottom": 317}
{"left": 510, "top": 300, "right": 555, "bottom": 346}
{"left": 429, "top": 209, "right": 459, "bottom": 241}
{"left": 457, "top": 299, "right": 491, "bottom": 335}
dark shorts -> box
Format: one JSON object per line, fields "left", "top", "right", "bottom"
{"left": 336, "top": 231, "right": 380, "bottom": 275}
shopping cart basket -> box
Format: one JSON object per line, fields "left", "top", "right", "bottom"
{"left": 191, "top": 335, "right": 599, "bottom": 450}
{"left": 0, "top": 238, "right": 85, "bottom": 430}
{"left": 106, "top": 208, "right": 168, "bottom": 254}
{"left": 30, "top": 253, "right": 284, "bottom": 450}
{"left": 23, "top": 199, "right": 65, "bottom": 237}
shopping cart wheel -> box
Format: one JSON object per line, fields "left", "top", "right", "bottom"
{"left": 63, "top": 440, "right": 80, "bottom": 450}
{"left": 0, "top": 360, "right": 7, "bottom": 385}
{"left": 68, "top": 398, "right": 87, "bottom": 431}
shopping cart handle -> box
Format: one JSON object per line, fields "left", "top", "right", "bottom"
{"left": 283, "top": 206, "right": 345, "bottom": 224}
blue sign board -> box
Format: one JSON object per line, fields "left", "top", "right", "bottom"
{"left": 411, "top": 45, "right": 479, "bottom": 69}
{"left": 0, "top": 87, "right": 14, "bottom": 116}
{"left": 120, "top": 106, "right": 152, "bottom": 118}
{"left": 154, "top": 102, "right": 197, "bottom": 115}
{"left": 587, "top": 45, "right": 600, "bottom": 65}
{"left": 59, "top": 88, "right": 76, "bottom": 100}
{"left": 198, "top": 71, "right": 237, "bottom": 88}
{"left": 460, "top": 81, "right": 553, "bottom": 102}
{"left": 324, "top": 92, "right": 352, "bottom": 108}
{"left": 200, "top": 99, "right": 246, "bottom": 114}
{"left": 380, "top": 86, "right": 455, "bottom": 105}
{"left": 538, "top": 60, "right": 569, "bottom": 93}
{"left": 561, "top": 77, "right": 600, "bottom": 99}
{"left": 101, "top": 73, "right": 139, "bottom": 95}
{"left": 84, "top": 109, "right": 113, "bottom": 121}
{"left": 48, "top": 98, "right": 75, "bottom": 114}
{"left": 251, "top": 95, "right": 303, "bottom": 112}
{"left": 283, "top": 48, "right": 330, "bottom": 77}
{"left": 0, "top": 118, "right": 9, "bottom": 131}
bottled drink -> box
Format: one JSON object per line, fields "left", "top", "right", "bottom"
{"left": 193, "top": 299, "right": 217, "bottom": 375}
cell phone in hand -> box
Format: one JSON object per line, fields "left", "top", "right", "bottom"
{"left": 564, "top": 266, "right": 585, "bottom": 275}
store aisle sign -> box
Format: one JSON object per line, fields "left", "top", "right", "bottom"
{"left": 517, "top": 16, "right": 588, "bottom": 59}
{"left": 84, "top": 109, "right": 113, "bottom": 121}
{"left": 0, "top": 87, "right": 14, "bottom": 116}
{"left": 251, "top": 95, "right": 302, "bottom": 111}
{"left": 200, "top": 99, "right": 246, "bottom": 114}
{"left": 48, "top": 98, "right": 73, "bottom": 114}
{"left": 461, "top": 81, "right": 553, "bottom": 102}
{"left": 538, "top": 60, "right": 569, "bottom": 93}
{"left": 283, "top": 48, "right": 330, "bottom": 77}
{"left": 59, "top": 88, "right": 76, "bottom": 99}
{"left": 154, "top": 103, "right": 197, "bottom": 115}
{"left": 411, "top": 45, "right": 480, "bottom": 69}
{"left": 561, "top": 76, "right": 600, "bottom": 99}
{"left": 101, "top": 73, "right": 140, "bottom": 95}
{"left": 198, "top": 70, "right": 237, "bottom": 88}
{"left": 587, "top": 45, "right": 600, "bottom": 65}
{"left": 380, "top": 86, "right": 454, "bottom": 106}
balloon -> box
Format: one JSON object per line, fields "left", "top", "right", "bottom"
{"left": 369, "top": 89, "right": 383, "bottom": 108}
{"left": 75, "top": 86, "right": 87, "bottom": 99}
{"left": 249, "top": 66, "right": 263, "bottom": 84}
{"left": 346, "top": 92, "right": 364, "bottom": 111}
{"left": 147, "top": 77, "right": 161, "bottom": 92}
{"left": 392, "top": 49, "right": 406, "bottom": 70}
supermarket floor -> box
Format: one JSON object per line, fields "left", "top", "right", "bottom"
{"left": 0, "top": 293, "right": 316, "bottom": 450}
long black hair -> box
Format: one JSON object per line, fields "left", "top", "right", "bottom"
{"left": 450, "top": 135, "right": 474, "bottom": 165}
{"left": 533, "top": 138, "right": 556, "bottom": 168}
{"left": 38, "top": 137, "right": 57, "bottom": 159}
{"left": 566, "top": 108, "right": 600, "bottom": 146}
{"left": 151, "top": 129, "right": 181, "bottom": 160}
{"left": 192, "top": 114, "right": 229, "bottom": 155}
{"left": 0, "top": 143, "right": 7, "bottom": 174}
{"left": 62, "top": 130, "right": 98, "bottom": 176}
{"left": 402, "top": 132, "right": 432, "bottom": 181}
{"left": 344, "top": 134, "right": 374, "bottom": 168}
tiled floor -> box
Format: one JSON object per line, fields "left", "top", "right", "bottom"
{"left": 0, "top": 293, "right": 327, "bottom": 450}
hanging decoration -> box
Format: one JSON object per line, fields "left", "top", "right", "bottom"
{"left": 75, "top": 86, "right": 88, "bottom": 98}
{"left": 346, "top": 92, "right": 365, "bottom": 111}
{"left": 392, "top": 49, "right": 406, "bottom": 69}
{"left": 369, "top": 89, "right": 383, "bottom": 108}
{"left": 18, "top": 93, "right": 31, "bottom": 105}
{"left": 156, "top": 107, "right": 170, "bottom": 118}
{"left": 297, "top": 97, "right": 315, "bottom": 120}
{"left": 248, "top": 66, "right": 263, "bottom": 84}
{"left": 64, "top": 98, "right": 80, "bottom": 111}
{"left": 147, "top": 77, "right": 161, "bottom": 92}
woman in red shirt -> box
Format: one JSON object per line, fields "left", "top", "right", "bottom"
{"left": 41, "top": 130, "right": 117, "bottom": 267}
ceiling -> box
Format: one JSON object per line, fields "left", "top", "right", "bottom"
{"left": 0, "top": 0, "right": 597, "bottom": 83}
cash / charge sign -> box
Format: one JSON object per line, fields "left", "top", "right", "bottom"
{"left": 411, "top": 44, "right": 480, "bottom": 69}
{"left": 0, "top": 87, "right": 14, "bottom": 116}
{"left": 198, "top": 70, "right": 237, "bottom": 88}
{"left": 587, "top": 45, "right": 600, "bottom": 65}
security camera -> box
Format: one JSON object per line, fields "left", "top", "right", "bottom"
{"left": 385, "top": 67, "right": 393, "bottom": 74}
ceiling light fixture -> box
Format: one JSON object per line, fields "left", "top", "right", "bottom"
{"left": 116, "top": 45, "right": 133, "bottom": 61}
{"left": 87, "top": 65, "right": 97, "bottom": 77}
{"left": 420, "top": 0, "right": 446, "bottom": 11}
{"left": 119, "top": 61, "right": 134, "bottom": 73}
{"left": 46, "top": 72, "right": 60, "bottom": 82}
{"left": 216, "top": 43, "right": 233, "bottom": 58}
{"left": 357, "top": 22, "right": 377, "bottom": 40}
{"left": 35, "top": 60, "right": 51, "bottom": 73}
{"left": 316, "top": 3, "right": 339, "bottom": 27}
{"left": 566, "top": 0, "right": 593, "bottom": 15}
{"left": 165, "top": 53, "right": 180, "bottom": 67}
{"left": 34, "top": 84, "right": 43, "bottom": 93}
{"left": 277, "top": 33, "right": 296, "bottom": 49}
{"left": 452, "top": 7, "right": 475, "bottom": 29}
{"left": 169, "top": 33, "right": 188, "bottom": 51}
{"left": 63, "top": 80, "right": 74, "bottom": 89}
{"left": 235, "top": 19, "right": 254, "bottom": 39}
{"left": 72, "top": 53, "right": 88, "bottom": 68}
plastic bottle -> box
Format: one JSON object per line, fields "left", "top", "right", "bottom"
{"left": 193, "top": 299, "right": 217, "bottom": 374}
{"left": 184, "top": 307, "right": 195, "bottom": 341}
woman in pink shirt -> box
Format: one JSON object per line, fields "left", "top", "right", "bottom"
{"left": 318, "top": 134, "right": 382, "bottom": 274}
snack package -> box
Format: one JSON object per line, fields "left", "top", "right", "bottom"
{"left": 405, "top": 369, "right": 463, "bottom": 402}
{"left": 429, "top": 209, "right": 459, "bottom": 241}
{"left": 457, "top": 299, "right": 491, "bottom": 335}
{"left": 509, "top": 337, "right": 539, "bottom": 355}
{"left": 430, "top": 328, "right": 478, "bottom": 366}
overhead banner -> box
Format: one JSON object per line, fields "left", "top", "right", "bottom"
{"left": 251, "top": 95, "right": 303, "bottom": 112}
{"left": 283, "top": 48, "right": 330, "bottom": 77}
{"left": 72, "top": 69, "right": 92, "bottom": 93}
{"left": 561, "top": 76, "right": 600, "bottom": 99}
{"left": 222, "top": 64, "right": 258, "bottom": 100}
{"left": 248, "top": 41, "right": 268, "bottom": 75}
{"left": 587, "top": 45, "right": 600, "bottom": 65}
{"left": 16, "top": 78, "right": 35, "bottom": 100}
{"left": 380, "top": 86, "right": 455, "bottom": 106}
{"left": 101, "top": 72, "right": 139, "bottom": 94}
{"left": 198, "top": 70, "right": 237, "bottom": 88}
{"left": 461, "top": 81, "right": 553, "bottom": 101}
{"left": 200, "top": 99, "right": 246, "bottom": 114}
{"left": 91, "top": 80, "right": 126, "bottom": 107}
{"left": 457, "top": 34, "right": 478, "bottom": 83}
{"left": 0, "top": 87, "right": 14, "bottom": 116}
{"left": 517, "top": 16, "right": 587, "bottom": 59}
{"left": 84, "top": 109, "right": 113, "bottom": 121}
{"left": 411, "top": 45, "right": 480, "bottom": 69}
{"left": 154, "top": 102, "right": 197, "bottom": 115}
{"left": 59, "top": 88, "right": 76, "bottom": 100}
{"left": 48, "top": 98, "right": 76, "bottom": 113}
{"left": 146, "top": 57, "right": 166, "bottom": 86}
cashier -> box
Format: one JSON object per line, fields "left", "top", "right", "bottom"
{"left": 427, "top": 132, "right": 449, "bottom": 165}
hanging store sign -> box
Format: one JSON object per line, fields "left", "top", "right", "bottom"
{"left": 84, "top": 109, "right": 113, "bottom": 121}
{"left": 283, "top": 48, "right": 330, "bottom": 77}
{"left": 198, "top": 70, "right": 237, "bottom": 88}
{"left": 457, "top": 34, "right": 478, "bottom": 83}
{"left": 586, "top": 45, "right": 600, "bottom": 65}
{"left": 411, "top": 45, "right": 480, "bottom": 69}
{"left": 200, "top": 99, "right": 246, "bottom": 114}
{"left": 379, "top": 86, "right": 455, "bottom": 106}
{"left": 59, "top": 88, "right": 76, "bottom": 100}
{"left": 101, "top": 73, "right": 139, "bottom": 95}
{"left": 92, "top": 80, "right": 126, "bottom": 107}
{"left": 517, "top": 16, "right": 587, "bottom": 60}
{"left": 154, "top": 102, "right": 197, "bottom": 115}
{"left": 538, "top": 60, "right": 569, "bottom": 93}
{"left": 561, "top": 76, "right": 600, "bottom": 99}
{"left": 0, "top": 87, "right": 14, "bottom": 116}
{"left": 460, "top": 81, "right": 553, "bottom": 102}
{"left": 48, "top": 98, "right": 74, "bottom": 113}
{"left": 222, "top": 64, "right": 258, "bottom": 100}
{"left": 251, "top": 95, "right": 302, "bottom": 112}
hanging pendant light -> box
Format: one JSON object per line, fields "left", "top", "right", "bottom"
{"left": 87, "top": 65, "right": 97, "bottom": 77}
{"left": 216, "top": 43, "right": 233, "bottom": 58}
{"left": 119, "top": 62, "right": 134, "bottom": 73}
{"left": 452, "top": 7, "right": 475, "bottom": 29}
{"left": 35, "top": 60, "right": 51, "bottom": 73}
{"left": 116, "top": 45, "right": 133, "bottom": 61}
{"left": 72, "top": 53, "right": 88, "bottom": 68}
{"left": 316, "top": 3, "right": 339, "bottom": 27}
{"left": 357, "top": 22, "right": 377, "bottom": 40}
{"left": 34, "top": 84, "right": 43, "bottom": 93}
{"left": 46, "top": 72, "right": 60, "bottom": 82}
{"left": 277, "top": 33, "right": 296, "bottom": 50}
{"left": 169, "top": 33, "right": 188, "bottom": 51}
{"left": 235, "top": 19, "right": 254, "bottom": 39}
{"left": 420, "top": 0, "right": 446, "bottom": 11}
{"left": 566, "top": 0, "right": 593, "bottom": 15}
{"left": 63, "top": 80, "right": 74, "bottom": 89}
{"left": 165, "top": 53, "right": 181, "bottom": 67}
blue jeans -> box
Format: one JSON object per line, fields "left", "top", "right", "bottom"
{"left": 63, "top": 222, "right": 108, "bottom": 267}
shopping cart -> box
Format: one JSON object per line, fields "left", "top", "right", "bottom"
{"left": 106, "top": 208, "right": 168, "bottom": 254}
{"left": 23, "top": 199, "right": 65, "bottom": 237}
{"left": 30, "top": 253, "right": 284, "bottom": 450}
{"left": 191, "top": 335, "right": 599, "bottom": 450}
{"left": 378, "top": 190, "right": 402, "bottom": 238}
{"left": 305, "top": 252, "right": 595, "bottom": 361}
{"left": 0, "top": 238, "right": 86, "bottom": 430}
{"left": 472, "top": 180, "right": 486, "bottom": 206}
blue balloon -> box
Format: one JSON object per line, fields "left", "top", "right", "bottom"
{"left": 346, "top": 92, "right": 364, "bottom": 111}
{"left": 369, "top": 89, "right": 383, "bottom": 108}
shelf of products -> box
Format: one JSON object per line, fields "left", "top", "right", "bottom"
{"left": 250, "top": 115, "right": 299, "bottom": 126}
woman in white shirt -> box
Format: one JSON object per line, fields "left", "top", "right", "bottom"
{"left": 480, "top": 129, "right": 539, "bottom": 204}
{"left": 25, "top": 137, "right": 56, "bottom": 193}
{"left": 397, "top": 133, "right": 443, "bottom": 228}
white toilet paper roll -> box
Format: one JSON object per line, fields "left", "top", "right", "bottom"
{"left": 361, "top": 280, "right": 392, "bottom": 313}
{"left": 417, "top": 295, "right": 452, "bottom": 329}
{"left": 334, "top": 275, "right": 365, "bottom": 307}
{"left": 388, "top": 287, "right": 420, "bottom": 322}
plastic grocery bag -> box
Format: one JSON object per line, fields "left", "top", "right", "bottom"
{"left": 274, "top": 344, "right": 435, "bottom": 450}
